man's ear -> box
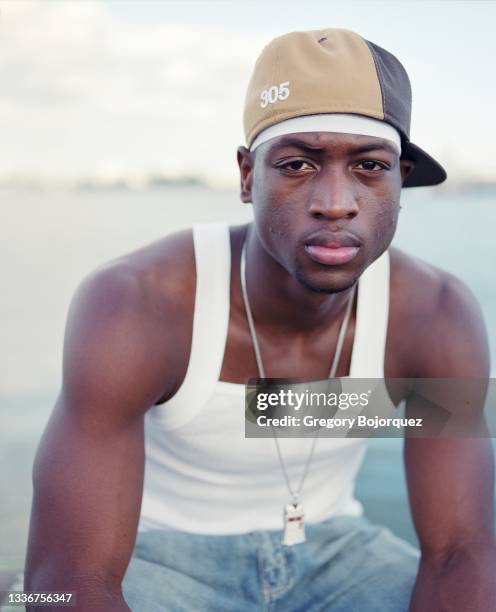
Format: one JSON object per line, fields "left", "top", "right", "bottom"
{"left": 399, "top": 159, "right": 415, "bottom": 185}
{"left": 237, "top": 146, "right": 254, "bottom": 203}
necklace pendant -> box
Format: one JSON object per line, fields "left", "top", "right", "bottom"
{"left": 282, "top": 503, "right": 306, "bottom": 546}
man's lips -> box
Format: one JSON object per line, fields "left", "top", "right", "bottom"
{"left": 304, "top": 232, "right": 361, "bottom": 266}
{"left": 305, "top": 245, "right": 359, "bottom": 265}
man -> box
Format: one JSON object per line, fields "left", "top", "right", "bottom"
{"left": 25, "top": 28, "right": 495, "bottom": 611}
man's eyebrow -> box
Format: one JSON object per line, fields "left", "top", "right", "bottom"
{"left": 266, "top": 137, "right": 324, "bottom": 153}
{"left": 349, "top": 142, "right": 398, "bottom": 156}
{"left": 266, "top": 137, "right": 399, "bottom": 156}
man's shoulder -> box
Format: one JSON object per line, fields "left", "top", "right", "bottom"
{"left": 389, "top": 246, "right": 479, "bottom": 323}
{"left": 65, "top": 228, "right": 198, "bottom": 408}
{"left": 90, "top": 221, "right": 243, "bottom": 303}
{"left": 390, "top": 246, "right": 460, "bottom": 311}
{"left": 388, "top": 246, "right": 489, "bottom": 377}
{"left": 93, "top": 227, "right": 196, "bottom": 303}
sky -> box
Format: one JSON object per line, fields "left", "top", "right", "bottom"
{"left": 0, "top": 0, "right": 495, "bottom": 187}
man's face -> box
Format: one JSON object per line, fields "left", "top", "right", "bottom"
{"left": 238, "top": 131, "right": 413, "bottom": 294}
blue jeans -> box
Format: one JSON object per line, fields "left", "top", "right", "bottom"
{"left": 123, "top": 515, "right": 420, "bottom": 612}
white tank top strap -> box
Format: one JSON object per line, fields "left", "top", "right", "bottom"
{"left": 149, "top": 222, "right": 231, "bottom": 430}
{"left": 349, "top": 249, "right": 390, "bottom": 378}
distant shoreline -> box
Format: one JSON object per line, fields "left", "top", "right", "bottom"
{"left": 0, "top": 177, "right": 495, "bottom": 195}
{"left": 0, "top": 175, "right": 209, "bottom": 192}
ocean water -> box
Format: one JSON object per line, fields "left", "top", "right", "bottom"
{"left": 1, "top": 186, "right": 495, "bottom": 571}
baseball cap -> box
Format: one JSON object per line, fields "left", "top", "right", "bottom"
{"left": 243, "top": 28, "right": 447, "bottom": 188}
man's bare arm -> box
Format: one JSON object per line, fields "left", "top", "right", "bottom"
{"left": 25, "top": 263, "right": 176, "bottom": 611}
{"left": 404, "top": 273, "right": 496, "bottom": 611}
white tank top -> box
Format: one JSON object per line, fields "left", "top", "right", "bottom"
{"left": 138, "top": 222, "right": 393, "bottom": 535}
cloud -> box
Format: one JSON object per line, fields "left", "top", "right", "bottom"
{"left": 0, "top": 1, "right": 270, "bottom": 184}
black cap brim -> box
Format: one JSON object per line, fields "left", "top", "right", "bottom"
{"left": 401, "top": 141, "right": 447, "bottom": 188}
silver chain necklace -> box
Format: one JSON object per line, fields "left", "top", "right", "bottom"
{"left": 240, "top": 235, "right": 356, "bottom": 545}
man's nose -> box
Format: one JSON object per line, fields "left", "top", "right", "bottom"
{"left": 307, "top": 173, "right": 359, "bottom": 220}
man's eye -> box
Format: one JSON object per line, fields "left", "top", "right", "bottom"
{"left": 278, "top": 160, "right": 314, "bottom": 171}
{"left": 356, "top": 160, "right": 387, "bottom": 171}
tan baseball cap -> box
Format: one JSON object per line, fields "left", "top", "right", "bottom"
{"left": 243, "top": 28, "right": 447, "bottom": 188}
